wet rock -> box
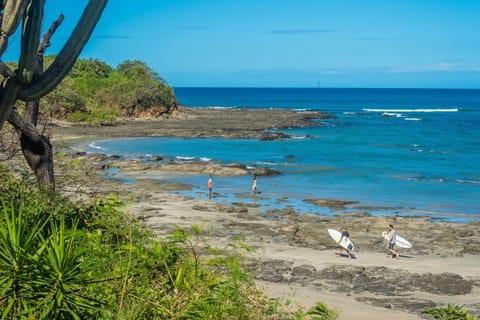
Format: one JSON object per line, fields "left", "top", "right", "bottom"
{"left": 255, "top": 259, "right": 293, "bottom": 283}
{"left": 318, "top": 265, "right": 358, "bottom": 283}
{"left": 356, "top": 297, "right": 436, "bottom": 313}
{"left": 236, "top": 212, "right": 259, "bottom": 220}
{"left": 317, "top": 265, "right": 473, "bottom": 297}
{"left": 409, "top": 272, "right": 472, "bottom": 295}
{"left": 259, "top": 131, "right": 291, "bottom": 141}
{"left": 304, "top": 198, "right": 359, "bottom": 211}
{"left": 289, "top": 264, "right": 317, "bottom": 285}
{"left": 253, "top": 167, "right": 281, "bottom": 176}
{"left": 461, "top": 242, "right": 480, "bottom": 255}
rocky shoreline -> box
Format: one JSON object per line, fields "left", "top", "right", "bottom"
{"left": 6, "top": 106, "right": 479, "bottom": 319}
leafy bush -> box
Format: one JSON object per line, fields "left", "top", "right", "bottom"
{"left": 40, "top": 56, "right": 178, "bottom": 122}
{"left": 424, "top": 304, "right": 479, "bottom": 320}
{"left": 0, "top": 175, "right": 339, "bottom": 319}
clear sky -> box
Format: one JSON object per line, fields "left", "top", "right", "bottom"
{"left": 4, "top": 0, "right": 480, "bottom": 88}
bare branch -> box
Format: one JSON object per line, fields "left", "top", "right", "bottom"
{"left": 38, "top": 13, "right": 64, "bottom": 57}
{"left": 7, "top": 107, "right": 40, "bottom": 143}
{"left": 0, "top": 61, "right": 15, "bottom": 78}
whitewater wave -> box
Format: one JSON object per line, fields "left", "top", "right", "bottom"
{"left": 456, "top": 179, "right": 480, "bottom": 185}
{"left": 208, "top": 106, "right": 234, "bottom": 109}
{"left": 405, "top": 117, "right": 422, "bottom": 121}
{"left": 382, "top": 112, "right": 404, "bottom": 118}
{"left": 293, "top": 108, "right": 311, "bottom": 112}
{"left": 364, "top": 108, "right": 459, "bottom": 113}
{"left": 88, "top": 142, "right": 107, "bottom": 151}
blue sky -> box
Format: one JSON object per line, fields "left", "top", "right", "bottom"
{"left": 4, "top": 0, "right": 480, "bottom": 88}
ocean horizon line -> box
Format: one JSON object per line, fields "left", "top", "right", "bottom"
{"left": 173, "top": 86, "right": 480, "bottom": 91}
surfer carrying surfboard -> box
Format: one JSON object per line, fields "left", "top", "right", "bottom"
{"left": 387, "top": 224, "right": 399, "bottom": 259}
{"left": 336, "top": 227, "right": 353, "bottom": 259}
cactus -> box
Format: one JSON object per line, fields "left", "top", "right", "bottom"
{"left": 0, "top": 0, "right": 29, "bottom": 56}
{"left": 17, "top": 0, "right": 44, "bottom": 83}
{"left": 0, "top": 0, "right": 108, "bottom": 129}
{"left": 0, "top": 0, "right": 108, "bottom": 188}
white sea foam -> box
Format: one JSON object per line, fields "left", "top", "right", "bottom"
{"left": 364, "top": 108, "right": 459, "bottom": 113}
{"left": 199, "top": 157, "right": 211, "bottom": 162}
{"left": 382, "top": 112, "right": 404, "bottom": 118}
{"left": 176, "top": 156, "right": 195, "bottom": 161}
{"left": 88, "top": 142, "right": 107, "bottom": 151}
{"left": 405, "top": 118, "right": 422, "bottom": 121}
{"left": 456, "top": 179, "right": 480, "bottom": 185}
{"left": 257, "top": 161, "right": 278, "bottom": 166}
{"left": 343, "top": 111, "right": 355, "bottom": 115}
{"left": 208, "top": 106, "right": 233, "bottom": 109}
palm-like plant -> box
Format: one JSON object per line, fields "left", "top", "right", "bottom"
{"left": 0, "top": 201, "right": 99, "bottom": 319}
{"left": 34, "top": 219, "right": 100, "bottom": 319}
{"left": 0, "top": 202, "right": 48, "bottom": 318}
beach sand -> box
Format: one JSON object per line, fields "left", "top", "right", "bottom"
{"left": 11, "top": 106, "right": 479, "bottom": 319}
{"left": 65, "top": 177, "right": 479, "bottom": 320}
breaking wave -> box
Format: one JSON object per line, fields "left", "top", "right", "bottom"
{"left": 363, "top": 108, "right": 459, "bottom": 113}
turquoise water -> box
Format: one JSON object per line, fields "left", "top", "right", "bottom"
{"left": 83, "top": 88, "right": 480, "bottom": 222}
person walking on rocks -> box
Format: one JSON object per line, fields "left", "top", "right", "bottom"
{"left": 387, "top": 224, "right": 399, "bottom": 259}
{"left": 208, "top": 175, "right": 213, "bottom": 200}
{"left": 336, "top": 227, "right": 352, "bottom": 259}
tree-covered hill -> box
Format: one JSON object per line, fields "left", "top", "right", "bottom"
{"left": 31, "top": 56, "right": 178, "bottom": 123}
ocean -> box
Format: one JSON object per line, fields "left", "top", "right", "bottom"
{"left": 84, "top": 88, "right": 480, "bottom": 222}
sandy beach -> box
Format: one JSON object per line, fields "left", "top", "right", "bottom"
{"left": 38, "top": 107, "right": 480, "bottom": 319}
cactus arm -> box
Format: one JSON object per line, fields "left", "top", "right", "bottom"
{"left": 0, "top": 0, "right": 29, "bottom": 56}
{"left": 18, "top": 0, "right": 108, "bottom": 101}
{"left": 0, "top": 76, "right": 21, "bottom": 129}
{"left": 17, "top": 0, "right": 44, "bottom": 83}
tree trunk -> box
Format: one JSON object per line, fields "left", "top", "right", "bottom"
{"left": 0, "top": 1, "right": 107, "bottom": 189}
{"left": 20, "top": 133, "right": 54, "bottom": 188}
{"left": 8, "top": 110, "right": 54, "bottom": 188}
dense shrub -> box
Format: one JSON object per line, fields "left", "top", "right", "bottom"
{"left": 37, "top": 56, "right": 178, "bottom": 123}
{"left": 423, "top": 304, "right": 479, "bottom": 320}
{"left": 0, "top": 174, "right": 340, "bottom": 319}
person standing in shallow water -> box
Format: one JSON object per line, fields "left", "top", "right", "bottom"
{"left": 208, "top": 175, "right": 213, "bottom": 200}
{"left": 252, "top": 175, "right": 257, "bottom": 195}
{"left": 387, "top": 224, "right": 399, "bottom": 259}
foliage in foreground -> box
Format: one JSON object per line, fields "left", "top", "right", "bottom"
{"left": 423, "top": 304, "right": 479, "bottom": 320}
{"left": 0, "top": 173, "right": 339, "bottom": 319}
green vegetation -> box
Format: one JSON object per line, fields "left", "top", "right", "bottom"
{"left": 15, "top": 56, "right": 178, "bottom": 124}
{"left": 424, "top": 304, "right": 479, "bottom": 320}
{"left": 0, "top": 171, "right": 339, "bottom": 319}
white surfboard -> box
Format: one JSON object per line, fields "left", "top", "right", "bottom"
{"left": 328, "top": 229, "right": 355, "bottom": 251}
{"left": 382, "top": 231, "right": 412, "bottom": 249}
